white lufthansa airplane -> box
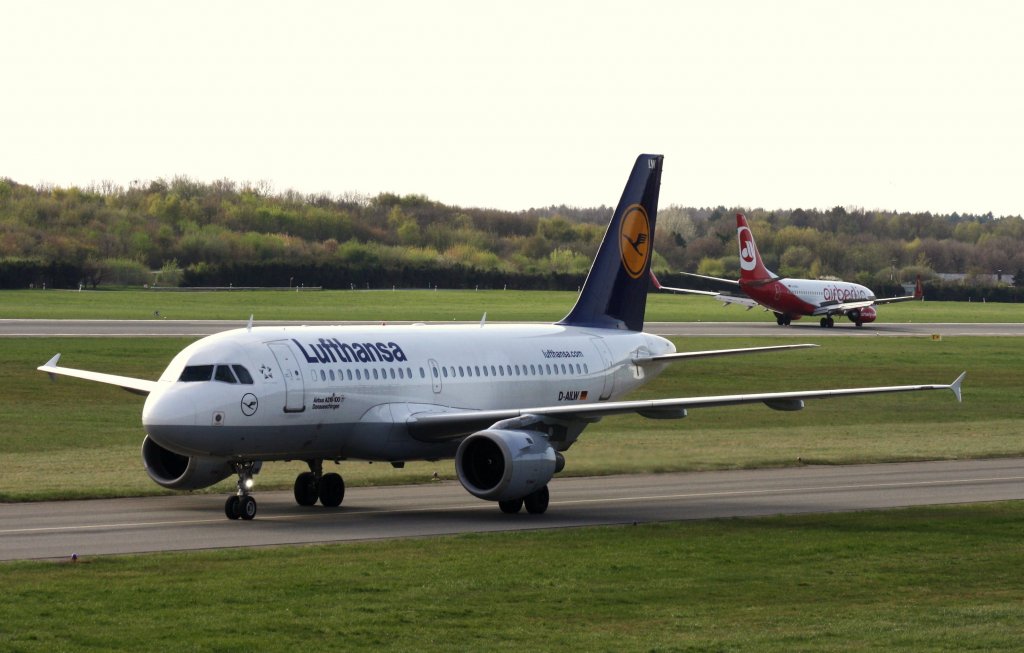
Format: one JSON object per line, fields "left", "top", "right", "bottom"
{"left": 39, "top": 155, "right": 965, "bottom": 520}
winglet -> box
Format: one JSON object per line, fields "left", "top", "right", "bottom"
{"left": 949, "top": 371, "right": 966, "bottom": 403}
{"left": 42, "top": 353, "right": 62, "bottom": 382}
{"left": 649, "top": 270, "right": 663, "bottom": 290}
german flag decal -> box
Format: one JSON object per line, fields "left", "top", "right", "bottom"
{"left": 619, "top": 204, "right": 650, "bottom": 279}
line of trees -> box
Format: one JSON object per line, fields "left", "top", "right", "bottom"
{"left": 1, "top": 177, "right": 1021, "bottom": 300}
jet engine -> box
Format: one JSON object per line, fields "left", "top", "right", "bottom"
{"left": 455, "top": 429, "right": 557, "bottom": 502}
{"left": 141, "top": 435, "right": 234, "bottom": 490}
{"left": 849, "top": 306, "right": 877, "bottom": 324}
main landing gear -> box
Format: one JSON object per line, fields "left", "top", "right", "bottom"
{"left": 293, "top": 459, "right": 345, "bottom": 508}
{"left": 819, "top": 316, "right": 836, "bottom": 328}
{"left": 774, "top": 313, "right": 792, "bottom": 326}
{"left": 498, "top": 485, "right": 550, "bottom": 515}
{"left": 225, "top": 461, "right": 261, "bottom": 520}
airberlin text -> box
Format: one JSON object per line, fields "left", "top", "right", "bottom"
{"left": 822, "top": 286, "right": 867, "bottom": 302}
{"left": 293, "top": 338, "right": 408, "bottom": 365}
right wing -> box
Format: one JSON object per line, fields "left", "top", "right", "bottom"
{"left": 38, "top": 354, "right": 158, "bottom": 396}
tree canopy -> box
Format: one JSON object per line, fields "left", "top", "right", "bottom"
{"left": 1, "top": 176, "right": 1021, "bottom": 297}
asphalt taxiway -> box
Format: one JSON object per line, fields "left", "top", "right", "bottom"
{"left": 2, "top": 458, "right": 1023, "bottom": 561}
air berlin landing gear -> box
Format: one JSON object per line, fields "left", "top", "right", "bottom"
{"left": 774, "top": 313, "right": 791, "bottom": 326}
{"left": 819, "top": 316, "right": 835, "bottom": 328}
{"left": 293, "top": 460, "right": 346, "bottom": 508}
{"left": 225, "top": 461, "right": 261, "bottom": 520}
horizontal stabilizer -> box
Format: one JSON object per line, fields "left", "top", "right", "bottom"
{"left": 638, "top": 343, "right": 818, "bottom": 364}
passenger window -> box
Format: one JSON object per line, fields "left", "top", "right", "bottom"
{"left": 389, "top": 368, "right": 396, "bottom": 379}
{"left": 329, "top": 369, "right": 336, "bottom": 382}
{"left": 180, "top": 365, "right": 214, "bottom": 382}
{"left": 232, "top": 365, "right": 254, "bottom": 384}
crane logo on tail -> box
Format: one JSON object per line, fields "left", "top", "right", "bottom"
{"left": 738, "top": 226, "right": 757, "bottom": 271}
{"left": 619, "top": 204, "right": 651, "bottom": 279}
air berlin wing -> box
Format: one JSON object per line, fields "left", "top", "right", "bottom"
{"left": 872, "top": 294, "right": 920, "bottom": 305}
{"left": 407, "top": 373, "right": 965, "bottom": 442}
{"left": 811, "top": 299, "right": 876, "bottom": 315}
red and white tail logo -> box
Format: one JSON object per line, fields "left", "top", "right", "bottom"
{"left": 736, "top": 213, "right": 774, "bottom": 281}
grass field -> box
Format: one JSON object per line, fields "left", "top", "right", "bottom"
{"left": 1, "top": 287, "right": 1022, "bottom": 322}
{"left": 1, "top": 295, "right": 1023, "bottom": 651}
{"left": 1, "top": 503, "right": 1023, "bottom": 651}
{"left": 1, "top": 335, "right": 1020, "bottom": 501}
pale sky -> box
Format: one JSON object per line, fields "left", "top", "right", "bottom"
{"left": 3, "top": 1, "right": 1022, "bottom": 217}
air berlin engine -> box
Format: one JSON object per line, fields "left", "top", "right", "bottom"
{"left": 849, "top": 306, "right": 877, "bottom": 325}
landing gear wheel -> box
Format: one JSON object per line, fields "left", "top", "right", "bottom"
{"left": 225, "top": 496, "right": 242, "bottom": 520}
{"left": 827, "top": 316, "right": 835, "bottom": 328}
{"left": 240, "top": 495, "right": 257, "bottom": 520}
{"left": 820, "top": 317, "right": 828, "bottom": 328}
{"left": 523, "top": 486, "right": 550, "bottom": 515}
{"left": 776, "top": 314, "right": 786, "bottom": 326}
{"left": 499, "top": 498, "right": 523, "bottom": 514}
{"left": 318, "top": 472, "right": 345, "bottom": 507}
{"left": 855, "top": 321, "right": 863, "bottom": 328}
{"left": 294, "top": 471, "right": 319, "bottom": 506}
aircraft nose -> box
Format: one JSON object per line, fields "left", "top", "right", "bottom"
{"left": 142, "top": 387, "right": 199, "bottom": 453}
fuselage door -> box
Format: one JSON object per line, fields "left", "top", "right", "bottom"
{"left": 590, "top": 338, "right": 615, "bottom": 400}
{"left": 268, "top": 342, "right": 306, "bottom": 413}
{"left": 428, "top": 359, "right": 442, "bottom": 394}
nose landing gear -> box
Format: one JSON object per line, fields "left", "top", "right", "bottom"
{"left": 225, "top": 461, "right": 261, "bottom": 520}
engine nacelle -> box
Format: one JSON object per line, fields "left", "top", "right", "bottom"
{"left": 849, "top": 306, "right": 877, "bottom": 324}
{"left": 455, "top": 429, "right": 557, "bottom": 502}
{"left": 141, "top": 435, "right": 233, "bottom": 490}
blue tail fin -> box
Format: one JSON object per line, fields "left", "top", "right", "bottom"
{"left": 559, "top": 154, "right": 663, "bottom": 332}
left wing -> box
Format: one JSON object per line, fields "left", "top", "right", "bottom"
{"left": 650, "top": 272, "right": 761, "bottom": 310}
{"left": 407, "top": 372, "right": 965, "bottom": 442}
{"left": 38, "top": 354, "right": 157, "bottom": 396}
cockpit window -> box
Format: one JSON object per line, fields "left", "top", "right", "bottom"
{"left": 214, "top": 365, "right": 237, "bottom": 384}
{"left": 179, "top": 365, "right": 214, "bottom": 382}
{"left": 232, "top": 365, "right": 254, "bottom": 385}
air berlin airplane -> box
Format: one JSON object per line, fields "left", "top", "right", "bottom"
{"left": 653, "top": 213, "right": 921, "bottom": 327}
{"left": 39, "top": 157, "right": 960, "bottom": 521}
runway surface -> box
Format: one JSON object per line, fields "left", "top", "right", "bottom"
{"left": 2, "top": 318, "right": 1023, "bottom": 338}
{"left": 2, "top": 458, "right": 1023, "bottom": 561}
